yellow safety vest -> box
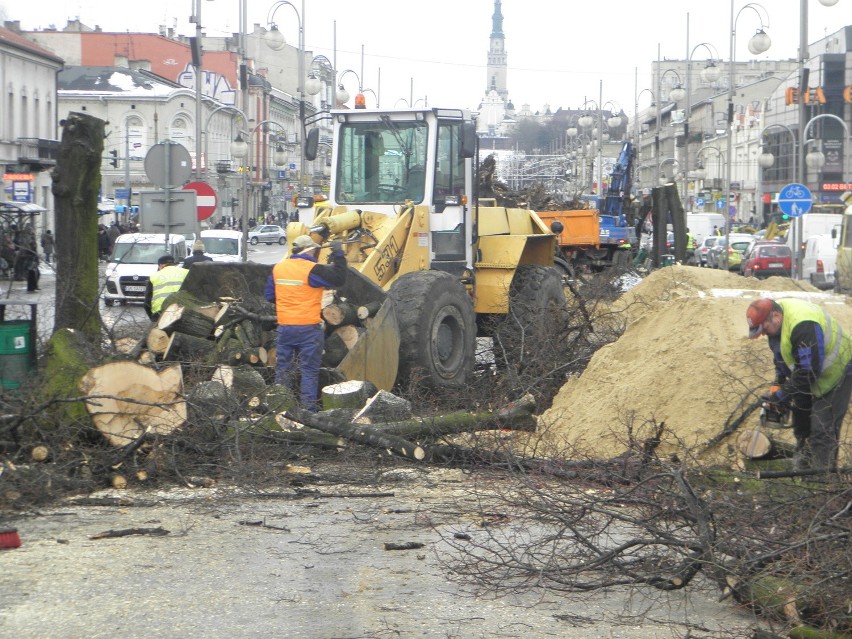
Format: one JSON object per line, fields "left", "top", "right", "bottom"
{"left": 149, "top": 265, "right": 188, "bottom": 315}
{"left": 778, "top": 298, "right": 852, "bottom": 397}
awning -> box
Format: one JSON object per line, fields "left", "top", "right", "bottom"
{"left": 0, "top": 201, "right": 47, "bottom": 214}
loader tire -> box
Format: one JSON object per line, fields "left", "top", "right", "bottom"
{"left": 509, "top": 264, "right": 566, "bottom": 324}
{"left": 493, "top": 265, "right": 567, "bottom": 365}
{"left": 389, "top": 271, "right": 476, "bottom": 390}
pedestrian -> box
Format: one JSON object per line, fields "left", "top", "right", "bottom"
{"left": 23, "top": 248, "right": 40, "bottom": 292}
{"left": 144, "top": 255, "right": 188, "bottom": 321}
{"left": 746, "top": 297, "right": 852, "bottom": 471}
{"left": 265, "top": 235, "right": 347, "bottom": 412}
{"left": 41, "top": 229, "right": 55, "bottom": 264}
{"left": 182, "top": 240, "right": 213, "bottom": 269}
{"left": 97, "top": 226, "right": 110, "bottom": 261}
{"left": 107, "top": 222, "right": 121, "bottom": 249}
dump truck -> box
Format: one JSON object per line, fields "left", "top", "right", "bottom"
{"left": 535, "top": 142, "right": 636, "bottom": 275}
{"left": 289, "top": 107, "right": 566, "bottom": 391}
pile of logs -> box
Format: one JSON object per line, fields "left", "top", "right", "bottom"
{"left": 142, "top": 290, "right": 276, "bottom": 369}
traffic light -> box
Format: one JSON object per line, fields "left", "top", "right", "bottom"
{"left": 109, "top": 150, "right": 118, "bottom": 168}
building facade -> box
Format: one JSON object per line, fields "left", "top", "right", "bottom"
{"left": 0, "top": 25, "right": 63, "bottom": 231}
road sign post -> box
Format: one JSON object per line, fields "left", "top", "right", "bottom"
{"left": 778, "top": 183, "right": 814, "bottom": 280}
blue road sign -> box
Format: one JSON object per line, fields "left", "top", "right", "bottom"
{"left": 778, "top": 182, "right": 813, "bottom": 217}
{"left": 715, "top": 199, "right": 725, "bottom": 210}
{"left": 695, "top": 197, "right": 705, "bottom": 207}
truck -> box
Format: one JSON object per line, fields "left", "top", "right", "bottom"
{"left": 832, "top": 191, "right": 852, "bottom": 293}
{"left": 786, "top": 212, "right": 842, "bottom": 278}
{"left": 536, "top": 141, "right": 636, "bottom": 275}
{"left": 288, "top": 107, "right": 565, "bottom": 391}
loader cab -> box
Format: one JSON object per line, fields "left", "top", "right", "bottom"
{"left": 328, "top": 108, "right": 476, "bottom": 273}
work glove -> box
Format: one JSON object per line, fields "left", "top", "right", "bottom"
{"left": 760, "top": 385, "right": 786, "bottom": 412}
{"left": 330, "top": 240, "right": 343, "bottom": 254}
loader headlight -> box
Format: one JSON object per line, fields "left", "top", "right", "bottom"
{"left": 296, "top": 196, "right": 314, "bottom": 208}
{"left": 443, "top": 195, "right": 462, "bottom": 206}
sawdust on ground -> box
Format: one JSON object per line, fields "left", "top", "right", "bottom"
{"left": 538, "top": 265, "right": 852, "bottom": 465}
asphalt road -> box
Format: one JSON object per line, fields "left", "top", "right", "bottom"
{"left": 0, "top": 466, "right": 765, "bottom": 639}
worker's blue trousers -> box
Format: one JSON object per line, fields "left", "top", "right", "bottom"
{"left": 275, "top": 324, "right": 324, "bottom": 412}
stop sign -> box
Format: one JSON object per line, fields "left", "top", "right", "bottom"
{"left": 183, "top": 181, "right": 218, "bottom": 221}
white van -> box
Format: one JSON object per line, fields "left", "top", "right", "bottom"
{"left": 686, "top": 213, "right": 726, "bottom": 244}
{"left": 786, "top": 213, "right": 842, "bottom": 267}
{"left": 103, "top": 233, "right": 188, "bottom": 306}
{"left": 801, "top": 234, "right": 837, "bottom": 289}
{"left": 199, "top": 230, "right": 243, "bottom": 262}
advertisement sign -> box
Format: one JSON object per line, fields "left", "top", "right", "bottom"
{"left": 12, "top": 181, "right": 30, "bottom": 202}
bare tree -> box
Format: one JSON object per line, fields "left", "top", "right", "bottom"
{"left": 51, "top": 111, "right": 105, "bottom": 342}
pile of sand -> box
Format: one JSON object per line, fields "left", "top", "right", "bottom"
{"left": 540, "top": 265, "right": 852, "bottom": 464}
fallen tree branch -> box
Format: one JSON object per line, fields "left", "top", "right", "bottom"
{"left": 90, "top": 526, "right": 170, "bottom": 540}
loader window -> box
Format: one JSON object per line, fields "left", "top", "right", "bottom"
{"left": 434, "top": 121, "right": 467, "bottom": 205}
{"left": 335, "top": 120, "right": 428, "bottom": 204}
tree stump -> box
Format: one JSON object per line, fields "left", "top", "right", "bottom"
{"left": 321, "top": 380, "right": 378, "bottom": 411}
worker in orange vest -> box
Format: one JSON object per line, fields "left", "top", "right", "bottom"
{"left": 265, "top": 235, "right": 347, "bottom": 411}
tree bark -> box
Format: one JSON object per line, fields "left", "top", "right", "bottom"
{"left": 51, "top": 111, "right": 106, "bottom": 341}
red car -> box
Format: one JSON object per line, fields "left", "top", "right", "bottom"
{"left": 742, "top": 243, "right": 792, "bottom": 278}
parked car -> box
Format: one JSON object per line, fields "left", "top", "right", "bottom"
{"left": 801, "top": 234, "right": 837, "bottom": 289}
{"left": 742, "top": 242, "right": 793, "bottom": 278}
{"left": 708, "top": 234, "right": 753, "bottom": 270}
{"left": 695, "top": 236, "right": 719, "bottom": 267}
{"left": 247, "top": 224, "right": 285, "bottom": 245}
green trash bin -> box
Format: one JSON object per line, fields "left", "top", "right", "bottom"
{"left": 0, "top": 320, "right": 32, "bottom": 389}
{"left": 661, "top": 254, "right": 676, "bottom": 267}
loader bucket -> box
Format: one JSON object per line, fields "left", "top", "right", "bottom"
{"left": 331, "top": 268, "right": 400, "bottom": 391}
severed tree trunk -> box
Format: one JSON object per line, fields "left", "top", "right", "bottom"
{"left": 78, "top": 361, "right": 187, "bottom": 446}
{"left": 51, "top": 112, "right": 106, "bottom": 341}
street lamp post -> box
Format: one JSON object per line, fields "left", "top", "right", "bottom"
{"left": 264, "top": 0, "right": 308, "bottom": 196}
{"left": 796, "top": 0, "right": 841, "bottom": 186}
{"left": 757, "top": 123, "right": 797, "bottom": 228}
{"left": 682, "top": 18, "right": 722, "bottom": 206}
{"left": 228, "top": 118, "right": 289, "bottom": 260}
{"left": 724, "top": 2, "right": 771, "bottom": 267}
{"left": 202, "top": 104, "right": 249, "bottom": 230}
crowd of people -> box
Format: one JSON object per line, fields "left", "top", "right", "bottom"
{"left": 98, "top": 221, "right": 140, "bottom": 260}
{"left": 0, "top": 223, "right": 46, "bottom": 292}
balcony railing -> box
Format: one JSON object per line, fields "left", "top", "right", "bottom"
{"left": 16, "top": 137, "right": 60, "bottom": 169}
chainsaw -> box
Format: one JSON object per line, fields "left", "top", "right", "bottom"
{"left": 759, "top": 385, "right": 791, "bottom": 429}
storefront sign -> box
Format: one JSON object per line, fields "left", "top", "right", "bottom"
{"left": 785, "top": 85, "right": 852, "bottom": 105}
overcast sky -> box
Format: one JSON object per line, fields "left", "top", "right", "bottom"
{"left": 1, "top": 0, "right": 847, "bottom": 118}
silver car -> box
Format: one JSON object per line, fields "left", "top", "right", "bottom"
{"left": 695, "top": 236, "right": 719, "bottom": 267}
{"left": 248, "top": 224, "right": 285, "bottom": 245}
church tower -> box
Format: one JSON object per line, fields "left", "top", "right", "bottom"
{"left": 486, "top": 0, "right": 508, "bottom": 101}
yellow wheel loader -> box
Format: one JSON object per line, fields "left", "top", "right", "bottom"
{"left": 291, "top": 107, "right": 565, "bottom": 391}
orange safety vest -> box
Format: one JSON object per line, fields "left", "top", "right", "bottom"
{"left": 272, "top": 257, "right": 325, "bottom": 325}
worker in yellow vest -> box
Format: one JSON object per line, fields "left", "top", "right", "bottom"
{"left": 144, "top": 255, "right": 188, "bottom": 321}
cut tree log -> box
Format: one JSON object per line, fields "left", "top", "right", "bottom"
{"left": 736, "top": 429, "right": 773, "bottom": 459}
{"left": 378, "top": 393, "right": 538, "bottom": 439}
{"left": 286, "top": 407, "right": 425, "bottom": 461}
{"left": 163, "top": 332, "right": 215, "bottom": 362}
{"left": 356, "top": 301, "right": 382, "bottom": 321}
{"left": 147, "top": 328, "right": 171, "bottom": 354}
{"left": 353, "top": 390, "right": 413, "bottom": 423}
{"left": 321, "top": 324, "right": 365, "bottom": 364}
{"left": 211, "top": 365, "right": 268, "bottom": 399}
{"left": 322, "top": 301, "right": 359, "bottom": 327}
{"left": 157, "top": 302, "right": 216, "bottom": 338}
{"left": 78, "top": 362, "right": 187, "bottom": 447}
